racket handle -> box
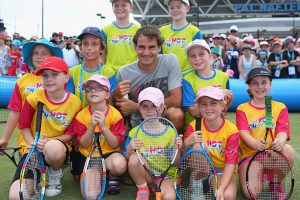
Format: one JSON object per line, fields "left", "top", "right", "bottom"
{"left": 155, "top": 192, "right": 161, "bottom": 200}
{"left": 123, "top": 94, "right": 129, "bottom": 99}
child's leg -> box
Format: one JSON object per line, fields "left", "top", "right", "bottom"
{"left": 9, "top": 180, "right": 20, "bottom": 200}
{"left": 239, "top": 159, "right": 263, "bottom": 200}
{"left": 128, "top": 152, "right": 148, "bottom": 185}
{"left": 218, "top": 174, "right": 237, "bottom": 200}
{"left": 43, "top": 139, "right": 68, "bottom": 170}
{"left": 105, "top": 152, "right": 127, "bottom": 176}
{"left": 160, "top": 178, "right": 176, "bottom": 200}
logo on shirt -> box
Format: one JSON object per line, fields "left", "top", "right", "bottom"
{"left": 165, "top": 38, "right": 186, "bottom": 48}
{"left": 25, "top": 83, "right": 43, "bottom": 94}
{"left": 249, "top": 116, "right": 274, "bottom": 129}
{"left": 141, "top": 146, "right": 165, "bottom": 158}
{"left": 111, "top": 35, "right": 134, "bottom": 46}
{"left": 206, "top": 140, "right": 222, "bottom": 149}
{"left": 43, "top": 109, "right": 70, "bottom": 126}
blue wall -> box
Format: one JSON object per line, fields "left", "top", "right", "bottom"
{"left": 1, "top": 76, "right": 300, "bottom": 112}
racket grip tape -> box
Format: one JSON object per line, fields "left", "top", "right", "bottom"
{"left": 195, "top": 116, "right": 201, "bottom": 131}
{"left": 35, "top": 102, "right": 44, "bottom": 133}
{"left": 156, "top": 192, "right": 161, "bottom": 200}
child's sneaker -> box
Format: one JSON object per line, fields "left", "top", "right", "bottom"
{"left": 45, "top": 167, "right": 63, "bottom": 197}
{"left": 136, "top": 186, "right": 149, "bottom": 200}
{"left": 107, "top": 177, "right": 121, "bottom": 195}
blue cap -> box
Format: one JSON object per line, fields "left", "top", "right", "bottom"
{"left": 12, "top": 39, "right": 21, "bottom": 47}
{"left": 22, "top": 39, "right": 63, "bottom": 67}
{"left": 78, "top": 27, "right": 103, "bottom": 40}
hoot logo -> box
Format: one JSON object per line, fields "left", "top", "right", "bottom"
{"left": 141, "top": 146, "right": 165, "bottom": 158}
{"left": 111, "top": 34, "right": 134, "bottom": 45}
{"left": 249, "top": 116, "right": 273, "bottom": 129}
{"left": 43, "top": 109, "right": 70, "bottom": 126}
{"left": 25, "top": 83, "right": 43, "bottom": 94}
{"left": 165, "top": 37, "right": 186, "bottom": 48}
{"left": 206, "top": 140, "right": 222, "bottom": 149}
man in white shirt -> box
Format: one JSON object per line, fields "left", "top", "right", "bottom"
{"left": 62, "top": 36, "right": 80, "bottom": 68}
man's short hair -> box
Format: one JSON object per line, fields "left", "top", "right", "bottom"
{"left": 133, "top": 25, "right": 165, "bottom": 47}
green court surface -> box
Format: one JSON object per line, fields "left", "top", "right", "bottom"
{"left": 0, "top": 112, "right": 299, "bottom": 199}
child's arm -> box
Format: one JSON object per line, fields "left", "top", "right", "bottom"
{"left": 79, "top": 123, "right": 97, "bottom": 148}
{"left": 182, "top": 125, "right": 202, "bottom": 154}
{"left": 216, "top": 163, "right": 235, "bottom": 199}
{"left": 20, "top": 128, "right": 35, "bottom": 149}
{"left": 125, "top": 138, "right": 143, "bottom": 159}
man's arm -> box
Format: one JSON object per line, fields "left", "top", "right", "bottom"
{"left": 164, "top": 87, "right": 182, "bottom": 108}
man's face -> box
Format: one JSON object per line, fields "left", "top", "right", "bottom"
{"left": 135, "top": 34, "right": 161, "bottom": 69}
{"left": 230, "top": 30, "right": 238, "bottom": 36}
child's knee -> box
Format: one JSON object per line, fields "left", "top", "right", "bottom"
{"left": 162, "top": 190, "right": 176, "bottom": 200}
{"left": 110, "top": 155, "right": 127, "bottom": 174}
{"left": 9, "top": 180, "right": 20, "bottom": 200}
{"left": 44, "top": 140, "right": 66, "bottom": 161}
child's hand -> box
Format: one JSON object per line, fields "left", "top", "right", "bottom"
{"left": 37, "top": 135, "right": 48, "bottom": 152}
{"left": 129, "top": 138, "right": 143, "bottom": 151}
{"left": 174, "top": 134, "right": 183, "bottom": 149}
{"left": 223, "top": 89, "right": 233, "bottom": 107}
{"left": 95, "top": 111, "right": 107, "bottom": 129}
{"left": 91, "top": 111, "right": 103, "bottom": 128}
{"left": 185, "top": 131, "right": 203, "bottom": 147}
{"left": 216, "top": 188, "right": 225, "bottom": 200}
{"left": 254, "top": 139, "right": 266, "bottom": 151}
{"left": 272, "top": 138, "right": 284, "bottom": 151}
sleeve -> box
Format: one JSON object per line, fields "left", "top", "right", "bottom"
{"left": 18, "top": 99, "right": 35, "bottom": 129}
{"left": 167, "top": 55, "right": 183, "bottom": 91}
{"left": 73, "top": 119, "right": 88, "bottom": 141}
{"left": 64, "top": 118, "right": 76, "bottom": 136}
{"left": 267, "top": 53, "right": 275, "bottom": 63}
{"left": 7, "top": 83, "right": 23, "bottom": 112}
{"left": 182, "top": 79, "right": 196, "bottom": 107}
{"left": 66, "top": 76, "right": 75, "bottom": 94}
{"left": 192, "top": 31, "right": 202, "bottom": 40}
{"left": 225, "top": 133, "right": 239, "bottom": 164}
{"left": 101, "top": 30, "right": 107, "bottom": 44}
{"left": 236, "top": 109, "right": 250, "bottom": 132}
{"left": 109, "top": 118, "right": 125, "bottom": 143}
{"left": 275, "top": 107, "right": 290, "bottom": 140}
{"left": 116, "top": 71, "right": 123, "bottom": 83}
{"left": 184, "top": 124, "right": 195, "bottom": 140}
{"left": 226, "top": 79, "right": 230, "bottom": 90}
{"left": 108, "top": 74, "right": 117, "bottom": 92}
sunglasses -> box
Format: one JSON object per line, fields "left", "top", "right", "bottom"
{"left": 230, "top": 30, "right": 237, "bottom": 33}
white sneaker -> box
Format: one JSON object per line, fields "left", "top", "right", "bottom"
{"left": 45, "top": 167, "right": 63, "bottom": 197}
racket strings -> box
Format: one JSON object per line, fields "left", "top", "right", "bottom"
{"left": 22, "top": 153, "right": 43, "bottom": 199}
{"left": 139, "top": 120, "right": 176, "bottom": 176}
{"left": 248, "top": 151, "right": 293, "bottom": 199}
{"left": 84, "top": 153, "right": 104, "bottom": 200}
{"left": 176, "top": 152, "right": 216, "bottom": 200}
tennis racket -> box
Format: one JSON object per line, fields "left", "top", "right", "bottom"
{"left": 81, "top": 125, "right": 107, "bottom": 200}
{"left": 175, "top": 117, "right": 218, "bottom": 200}
{"left": 135, "top": 117, "right": 179, "bottom": 200}
{"left": 246, "top": 96, "right": 295, "bottom": 200}
{"left": 0, "top": 146, "right": 21, "bottom": 167}
{"left": 19, "top": 101, "right": 46, "bottom": 200}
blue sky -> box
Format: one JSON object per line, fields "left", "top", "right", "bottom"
{"left": 0, "top": 0, "right": 118, "bottom": 39}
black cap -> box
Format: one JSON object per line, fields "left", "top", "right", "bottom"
{"left": 78, "top": 27, "right": 103, "bottom": 40}
{"left": 246, "top": 67, "right": 272, "bottom": 84}
{"left": 52, "top": 32, "right": 58, "bottom": 37}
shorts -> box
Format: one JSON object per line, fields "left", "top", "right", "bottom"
{"left": 237, "top": 157, "right": 252, "bottom": 173}
{"left": 70, "top": 150, "right": 124, "bottom": 176}
{"left": 12, "top": 139, "right": 69, "bottom": 183}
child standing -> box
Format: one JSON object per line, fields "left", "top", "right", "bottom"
{"left": 161, "top": 0, "right": 202, "bottom": 75}
{"left": 183, "top": 86, "right": 239, "bottom": 200}
{"left": 236, "top": 67, "right": 295, "bottom": 199}
{"left": 68, "top": 27, "right": 117, "bottom": 108}
{"left": 124, "top": 87, "right": 182, "bottom": 200}
{"left": 102, "top": 0, "right": 140, "bottom": 73}
{"left": 182, "top": 39, "right": 232, "bottom": 126}
{"left": 211, "top": 46, "right": 224, "bottom": 71}
{"left": 9, "top": 57, "right": 82, "bottom": 199}
{"left": 72, "top": 74, "right": 127, "bottom": 196}
{"left": 0, "top": 39, "right": 63, "bottom": 154}
{"left": 7, "top": 39, "right": 21, "bottom": 76}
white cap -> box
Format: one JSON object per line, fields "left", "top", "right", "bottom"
{"left": 220, "top": 34, "right": 226, "bottom": 39}
{"left": 111, "top": 0, "right": 133, "bottom": 4}
{"left": 185, "top": 39, "right": 211, "bottom": 54}
{"left": 164, "top": 0, "right": 189, "bottom": 6}
{"left": 230, "top": 25, "right": 238, "bottom": 31}
{"left": 260, "top": 41, "right": 269, "bottom": 46}
{"left": 138, "top": 87, "right": 164, "bottom": 108}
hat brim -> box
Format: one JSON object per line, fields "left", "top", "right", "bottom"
{"left": 78, "top": 32, "right": 103, "bottom": 40}
{"left": 22, "top": 40, "right": 63, "bottom": 67}
{"left": 36, "top": 67, "right": 66, "bottom": 76}
{"left": 195, "top": 95, "right": 224, "bottom": 103}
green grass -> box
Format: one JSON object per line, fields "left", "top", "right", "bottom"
{"left": 0, "top": 112, "right": 299, "bottom": 199}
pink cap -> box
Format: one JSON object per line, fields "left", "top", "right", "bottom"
{"left": 138, "top": 87, "right": 164, "bottom": 108}
{"left": 212, "top": 33, "right": 220, "bottom": 39}
{"left": 195, "top": 86, "right": 224, "bottom": 102}
{"left": 225, "top": 69, "right": 234, "bottom": 77}
{"left": 82, "top": 74, "right": 110, "bottom": 91}
{"left": 260, "top": 41, "right": 268, "bottom": 46}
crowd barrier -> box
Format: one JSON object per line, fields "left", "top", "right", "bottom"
{"left": 0, "top": 76, "right": 299, "bottom": 112}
